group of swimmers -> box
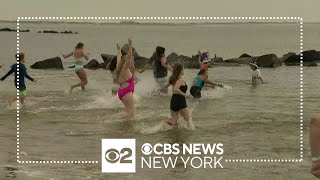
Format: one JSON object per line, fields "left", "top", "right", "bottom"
{"left": 1, "top": 39, "right": 319, "bottom": 178}
{"left": 0, "top": 39, "right": 265, "bottom": 123}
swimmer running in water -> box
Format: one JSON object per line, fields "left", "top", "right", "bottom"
{"left": 249, "top": 62, "right": 264, "bottom": 85}
{"left": 0, "top": 53, "right": 36, "bottom": 105}
{"left": 62, "top": 42, "right": 89, "bottom": 93}
{"left": 115, "top": 38, "right": 135, "bottom": 119}
{"left": 140, "top": 46, "right": 172, "bottom": 95}
{"left": 165, "top": 63, "right": 194, "bottom": 130}
{"left": 310, "top": 114, "right": 320, "bottom": 178}
{"left": 190, "top": 69, "right": 224, "bottom": 99}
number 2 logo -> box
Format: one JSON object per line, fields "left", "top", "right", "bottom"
{"left": 105, "top": 148, "right": 132, "bottom": 163}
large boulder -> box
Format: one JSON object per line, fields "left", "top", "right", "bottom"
{"left": 283, "top": 50, "right": 320, "bottom": 64}
{"left": 101, "top": 54, "right": 116, "bottom": 63}
{"left": 134, "top": 56, "right": 149, "bottom": 69}
{"left": 0, "top": 28, "right": 15, "bottom": 32}
{"left": 285, "top": 62, "right": 318, "bottom": 67}
{"left": 301, "top": 50, "right": 320, "bottom": 62}
{"left": 178, "top": 55, "right": 199, "bottom": 68}
{"left": 0, "top": 28, "right": 29, "bottom": 32}
{"left": 167, "top": 52, "right": 199, "bottom": 68}
{"left": 280, "top": 52, "right": 298, "bottom": 62}
{"left": 239, "top": 53, "right": 252, "bottom": 58}
{"left": 42, "top": 30, "right": 59, "bottom": 33}
{"left": 121, "top": 44, "right": 139, "bottom": 57}
{"left": 224, "top": 57, "right": 251, "bottom": 64}
{"left": 84, "top": 59, "right": 101, "bottom": 70}
{"left": 101, "top": 54, "right": 117, "bottom": 69}
{"left": 256, "top": 54, "right": 282, "bottom": 68}
{"left": 30, "top": 57, "right": 64, "bottom": 70}
{"left": 167, "top": 52, "right": 180, "bottom": 64}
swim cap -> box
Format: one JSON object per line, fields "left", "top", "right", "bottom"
{"left": 201, "top": 52, "right": 209, "bottom": 59}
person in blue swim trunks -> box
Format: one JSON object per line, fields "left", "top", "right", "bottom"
{"left": 63, "top": 42, "right": 90, "bottom": 93}
{"left": 1, "top": 53, "right": 36, "bottom": 105}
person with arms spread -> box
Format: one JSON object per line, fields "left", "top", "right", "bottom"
{"left": 190, "top": 69, "right": 223, "bottom": 99}
{"left": 1, "top": 53, "right": 36, "bottom": 105}
{"left": 63, "top": 42, "right": 90, "bottom": 93}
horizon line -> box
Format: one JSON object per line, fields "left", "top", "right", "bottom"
{"left": 0, "top": 19, "right": 319, "bottom": 25}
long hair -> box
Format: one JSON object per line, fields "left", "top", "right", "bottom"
{"left": 169, "top": 63, "right": 183, "bottom": 85}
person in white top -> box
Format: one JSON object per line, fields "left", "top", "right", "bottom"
{"left": 249, "top": 63, "right": 263, "bottom": 85}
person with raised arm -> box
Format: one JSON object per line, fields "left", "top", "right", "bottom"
{"left": 115, "top": 38, "right": 136, "bottom": 119}
{"left": 1, "top": 53, "right": 36, "bottom": 105}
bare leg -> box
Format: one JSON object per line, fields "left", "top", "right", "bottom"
{"left": 164, "top": 111, "right": 179, "bottom": 127}
{"left": 70, "top": 69, "right": 88, "bottom": 92}
{"left": 310, "top": 114, "right": 320, "bottom": 178}
{"left": 118, "top": 93, "right": 135, "bottom": 119}
{"left": 180, "top": 108, "right": 194, "bottom": 130}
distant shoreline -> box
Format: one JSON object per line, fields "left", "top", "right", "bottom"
{"left": 0, "top": 20, "right": 319, "bottom": 25}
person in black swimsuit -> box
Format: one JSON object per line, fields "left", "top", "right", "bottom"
{"left": 166, "top": 63, "right": 194, "bottom": 130}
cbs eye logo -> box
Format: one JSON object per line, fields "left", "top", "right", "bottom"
{"left": 105, "top": 148, "right": 132, "bottom": 163}
{"left": 101, "top": 139, "right": 136, "bottom": 173}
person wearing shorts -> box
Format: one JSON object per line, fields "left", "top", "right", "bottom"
{"left": 1, "top": 53, "right": 36, "bottom": 105}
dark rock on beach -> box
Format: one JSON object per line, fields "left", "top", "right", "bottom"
{"left": 256, "top": 54, "right": 282, "bottom": 68}
{"left": 285, "top": 62, "right": 318, "bottom": 67}
{"left": 84, "top": 59, "right": 101, "bottom": 70}
{"left": 30, "top": 57, "right": 64, "bottom": 70}
{"left": 121, "top": 44, "right": 139, "bottom": 57}
{"left": 224, "top": 54, "right": 282, "bottom": 68}
{"left": 134, "top": 56, "right": 150, "bottom": 69}
{"left": 39, "top": 30, "right": 78, "bottom": 34}
{"left": 101, "top": 54, "right": 117, "bottom": 69}
{"left": 42, "top": 30, "right": 59, "bottom": 33}
{"left": 283, "top": 50, "right": 320, "bottom": 65}
{"left": 101, "top": 54, "right": 117, "bottom": 65}
{"left": 239, "top": 53, "right": 252, "bottom": 58}
{"left": 301, "top": 50, "right": 320, "bottom": 62}
{"left": 224, "top": 57, "right": 251, "bottom": 64}
{"left": 280, "top": 52, "right": 297, "bottom": 62}
{"left": 167, "top": 52, "right": 180, "bottom": 63}
{"left": 167, "top": 52, "right": 199, "bottom": 68}
{"left": 0, "top": 28, "right": 30, "bottom": 32}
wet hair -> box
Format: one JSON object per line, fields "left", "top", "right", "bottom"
{"left": 198, "top": 69, "right": 207, "bottom": 75}
{"left": 75, "top": 42, "right": 84, "bottom": 49}
{"left": 109, "top": 56, "right": 118, "bottom": 72}
{"left": 15, "top": 52, "right": 25, "bottom": 62}
{"left": 156, "top": 46, "right": 165, "bottom": 57}
{"left": 169, "top": 63, "right": 183, "bottom": 85}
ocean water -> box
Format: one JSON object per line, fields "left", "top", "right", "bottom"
{"left": 0, "top": 22, "right": 319, "bottom": 179}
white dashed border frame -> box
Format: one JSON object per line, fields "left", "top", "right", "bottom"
{"left": 16, "top": 16, "right": 303, "bottom": 164}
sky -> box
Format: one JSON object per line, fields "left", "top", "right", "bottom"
{"left": 0, "top": 0, "right": 319, "bottom": 22}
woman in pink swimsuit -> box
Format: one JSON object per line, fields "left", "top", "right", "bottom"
{"left": 115, "top": 38, "right": 135, "bottom": 119}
